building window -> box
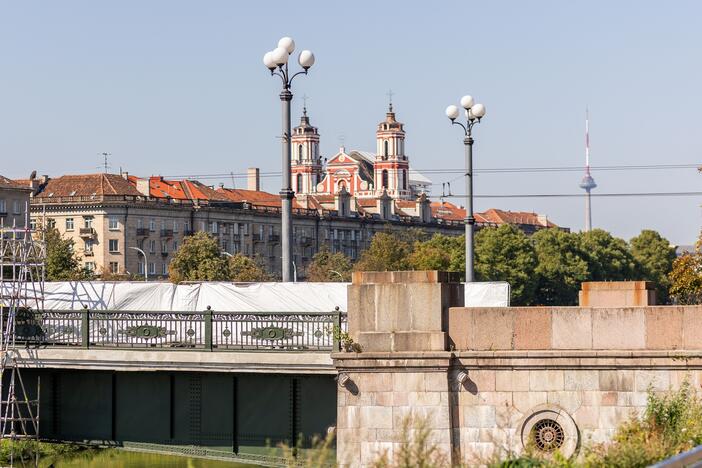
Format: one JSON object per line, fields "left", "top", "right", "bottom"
{"left": 83, "top": 217, "right": 93, "bottom": 229}
{"left": 173, "top": 220, "right": 178, "bottom": 233}
{"left": 173, "top": 240, "right": 179, "bottom": 251}
{"left": 138, "top": 262, "right": 145, "bottom": 275}
{"left": 148, "top": 262, "right": 156, "bottom": 275}
{"left": 108, "top": 216, "right": 119, "bottom": 230}
{"left": 298, "top": 144, "right": 304, "bottom": 160}
{"left": 233, "top": 223, "right": 239, "bottom": 235}
{"left": 210, "top": 222, "right": 218, "bottom": 234}
{"left": 65, "top": 218, "right": 74, "bottom": 231}
{"left": 47, "top": 218, "right": 56, "bottom": 229}
{"left": 29, "top": 219, "right": 37, "bottom": 230}
{"left": 297, "top": 173, "right": 303, "bottom": 193}
{"left": 384, "top": 140, "right": 389, "bottom": 157}
{"left": 108, "top": 239, "right": 119, "bottom": 253}
{"left": 184, "top": 221, "right": 190, "bottom": 233}
{"left": 222, "top": 240, "right": 229, "bottom": 252}
{"left": 402, "top": 169, "right": 407, "bottom": 190}
{"left": 109, "top": 262, "right": 119, "bottom": 274}
{"left": 136, "top": 218, "right": 143, "bottom": 229}
{"left": 162, "top": 263, "right": 168, "bottom": 275}
{"left": 382, "top": 170, "right": 389, "bottom": 189}
{"left": 85, "top": 239, "right": 94, "bottom": 252}
{"left": 149, "top": 240, "right": 156, "bottom": 254}
{"left": 161, "top": 241, "right": 168, "bottom": 253}
{"left": 149, "top": 218, "right": 156, "bottom": 231}
{"left": 12, "top": 200, "right": 21, "bottom": 215}
{"left": 85, "top": 262, "right": 96, "bottom": 272}
{"left": 0, "top": 200, "right": 6, "bottom": 213}
{"left": 243, "top": 223, "right": 249, "bottom": 235}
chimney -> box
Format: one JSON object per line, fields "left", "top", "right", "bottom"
{"left": 122, "top": 171, "right": 129, "bottom": 180}
{"left": 416, "top": 193, "right": 432, "bottom": 223}
{"left": 135, "top": 178, "right": 150, "bottom": 196}
{"left": 247, "top": 167, "right": 260, "bottom": 191}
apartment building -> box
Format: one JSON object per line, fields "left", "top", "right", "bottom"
{"left": 16, "top": 171, "right": 561, "bottom": 280}
{"left": 0, "top": 174, "right": 32, "bottom": 229}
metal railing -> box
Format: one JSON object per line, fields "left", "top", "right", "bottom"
{"left": 652, "top": 445, "right": 702, "bottom": 468}
{"left": 9, "top": 308, "right": 346, "bottom": 352}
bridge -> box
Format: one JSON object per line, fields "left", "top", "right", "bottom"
{"left": 5, "top": 308, "right": 345, "bottom": 465}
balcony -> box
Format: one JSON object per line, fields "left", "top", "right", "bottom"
{"left": 160, "top": 229, "right": 174, "bottom": 238}
{"left": 136, "top": 228, "right": 149, "bottom": 237}
{"left": 268, "top": 234, "right": 280, "bottom": 243}
{"left": 79, "top": 228, "right": 95, "bottom": 238}
{"left": 83, "top": 251, "right": 94, "bottom": 257}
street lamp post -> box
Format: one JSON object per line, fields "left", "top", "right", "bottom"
{"left": 129, "top": 246, "right": 148, "bottom": 282}
{"left": 445, "top": 96, "right": 486, "bottom": 283}
{"left": 263, "top": 37, "right": 315, "bottom": 282}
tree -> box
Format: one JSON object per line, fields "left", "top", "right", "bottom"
{"left": 409, "top": 234, "right": 464, "bottom": 274}
{"left": 44, "top": 227, "right": 86, "bottom": 281}
{"left": 577, "top": 229, "right": 637, "bottom": 281}
{"left": 168, "top": 231, "right": 230, "bottom": 283}
{"left": 474, "top": 224, "right": 537, "bottom": 305}
{"left": 630, "top": 230, "right": 676, "bottom": 303}
{"left": 307, "top": 246, "right": 353, "bottom": 282}
{"left": 532, "top": 229, "right": 589, "bottom": 305}
{"left": 668, "top": 253, "right": 702, "bottom": 304}
{"left": 229, "top": 254, "right": 271, "bottom": 282}
{"left": 354, "top": 232, "right": 413, "bottom": 272}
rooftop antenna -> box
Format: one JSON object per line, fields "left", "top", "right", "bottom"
{"left": 98, "top": 152, "right": 112, "bottom": 173}
{"left": 579, "top": 108, "right": 597, "bottom": 231}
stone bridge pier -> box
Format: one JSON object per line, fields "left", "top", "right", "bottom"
{"left": 334, "top": 271, "right": 702, "bottom": 467}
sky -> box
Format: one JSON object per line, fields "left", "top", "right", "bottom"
{"left": 1, "top": 1, "right": 700, "bottom": 245}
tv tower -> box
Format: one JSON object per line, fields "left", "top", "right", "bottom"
{"left": 579, "top": 109, "right": 597, "bottom": 231}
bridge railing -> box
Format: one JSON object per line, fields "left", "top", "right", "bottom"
{"left": 9, "top": 308, "right": 347, "bottom": 352}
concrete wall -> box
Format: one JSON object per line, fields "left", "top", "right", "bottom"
{"left": 335, "top": 273, "right": 702, "bottom": 467}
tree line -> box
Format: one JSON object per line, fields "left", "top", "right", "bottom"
{"left": 42, "top": 225, "right": 699, "bottom": 306}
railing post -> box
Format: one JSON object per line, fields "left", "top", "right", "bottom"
{"left": 204, "top": 306, "right": 213, "bottom": 351}
{"left": 81, "top": 306, "right": 90, "bottom": 349}
{"left": 333, "top": 306, "right": 341, "bottom": 352}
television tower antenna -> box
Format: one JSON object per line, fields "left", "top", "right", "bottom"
{"left": 98, "top": 152, "right": 112, "bottom": 173}
{"left": 579, "top": 108, "right": 597, "bottom": 231}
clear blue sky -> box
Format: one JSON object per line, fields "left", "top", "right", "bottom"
{"left": 1, "top": 1, "right": 700, "bottom": 244}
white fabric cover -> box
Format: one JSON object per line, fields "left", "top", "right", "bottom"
{"left": 464, "top": 282, "right": 510, "bottom": 307}
{"left": 8, "top": 281, "right": 348, "bottom": 312}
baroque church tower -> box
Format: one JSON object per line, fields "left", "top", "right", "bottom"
{"left": 291, "top": 106, "right": 322, "bottom": 195}
{"left": 373, "top": 102, "right": 411, "bottom": 200}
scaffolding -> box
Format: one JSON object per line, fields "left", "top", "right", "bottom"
{"left": 0, "top": 216, "right": 45, "bottom": 445}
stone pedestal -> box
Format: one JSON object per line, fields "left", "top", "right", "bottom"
{"left": 334, "top": 271, "right": 463, "bottom": 467}
{"left": 579, "top": 281, "right": 656, "bottom": 307}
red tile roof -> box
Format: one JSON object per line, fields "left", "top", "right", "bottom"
{"left": 481, "top": 208, "right": 557, "bottom": 227}
{"left": 217, "top": 187, "right": 304, "bottom": 209}
{"left": 0, "top": 175, "right": 30, "bottom": 191}
{"left": 35, "top": 174, "right": 143, "bottom": 198}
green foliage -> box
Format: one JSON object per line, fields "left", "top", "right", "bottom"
{"left": 532, "top": 229, "right": 589, "bottom": 305}
{"left": 307, "top": 246, "right": 353, "bottom": 282}
{"left": 630, "top": 230, "right": 676, "bottom": 302}
{"left": 475, "top": 225, "right": 538, "bottom": 305}
{"left": 409, "top": 234, "right": 465, "bottom": 274}
{"left": 44, "top": 227, "right": 88, "bottom": 281}
{"left": 279, "top": 431, "right": 337, "bottom": 468}
{"left": 168, "top": 231, "right": 230, "bottom": 283}
{"left": 229, "top": 253, "right": 271, "bottom": 282}
{"left": 669, "top": 253, "right": 702, "bottom": 304}
{"left": 355, "top": 232, "right": 413, "bottom": 272}
{"left": 577, "top": 229, "right": 637, "bottom": 281}
{"left": 0, "top": 440, "right": 86, "bottom": 464}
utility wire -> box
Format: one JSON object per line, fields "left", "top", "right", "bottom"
{"left": 162, "top": 162, "right": 701, "bottom": 180}
{"left": 444, "top": 191, "right": 702, "bottom": 199}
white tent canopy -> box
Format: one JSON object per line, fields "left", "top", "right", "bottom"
{"left": 4, "top": 281, "right": 349, "bottom": 312}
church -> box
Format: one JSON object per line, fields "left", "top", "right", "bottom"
{"left": 290, "top": 102, "right": 433, "bottom": 220}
